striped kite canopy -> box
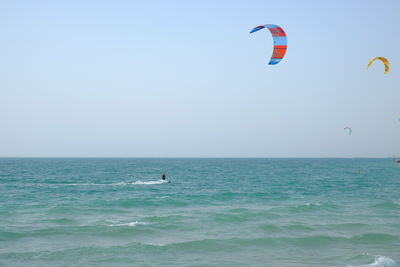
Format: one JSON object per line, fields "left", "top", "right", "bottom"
{"left": 250, "top": 24, "right": 287, "bottom": 65}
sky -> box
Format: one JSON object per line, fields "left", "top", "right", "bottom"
{"left": 0, "top": 0, "right": 399, "bottom": 157}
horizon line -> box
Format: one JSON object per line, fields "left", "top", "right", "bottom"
{"left": 0, "top": 156, "right": 396, "bottom": 159}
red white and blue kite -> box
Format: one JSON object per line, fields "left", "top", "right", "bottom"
{"left": 250, "top": 24, "right": 287, "bottom": 65}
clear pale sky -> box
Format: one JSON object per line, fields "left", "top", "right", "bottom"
{"left": 1, "top": 0, "right": 399, "bottom": 157}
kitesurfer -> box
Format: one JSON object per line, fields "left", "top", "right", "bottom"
{"left": 162, "top": 173, "right": 167, "bottom": 180}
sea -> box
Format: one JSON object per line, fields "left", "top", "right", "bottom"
{"left": 0, "top": 158, "right": 399, "bottom": 267}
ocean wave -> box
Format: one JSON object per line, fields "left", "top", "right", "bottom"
{"left": 373, "top": 201, "right": 400, "bottom": 210}
{"left": 286, "top": 202, "right": 337, "bottom": 212}
{"left": 136, "top": 236, "right": 341, "bottom": 250}
{"left": 138, "top": 235, "right": 400, "bottom": 253}
{"left": 282, "top": 224, "right": 314, "bottom": 232}
{"left": 350, "top": 233, "right": 399, "bottom": 243}
{"left": 346, "top": 255, "right": 399, "bottom": 267}
{"left": 107, "top": 221, "right": 149, "bottom": 227}
{"left": 143, "top": 242, "right": 165, "bottom": 246}
{"left": 96, "top": 197, "right": 188, "bottom": 208}
{"left": 113, "top": 182, "right": 127, "bottom": 186}
{"left": 0, "top": 222, "right": 152, "bottom": 241}
{"left": 152, "top": 234, "right": 397, "bottom": 250}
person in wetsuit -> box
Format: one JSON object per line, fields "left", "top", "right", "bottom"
{"left": 162, "top": 173, "right": 167, "bottom": 180}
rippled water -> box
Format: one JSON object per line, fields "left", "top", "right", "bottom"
{"left": 0, "top": 158, "right": 399, "bottom": 266}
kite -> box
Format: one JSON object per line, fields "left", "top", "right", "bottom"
{"left": 250, "top": 24, "right": 287, "bottom": 65}
{"left": 344, "top": 127, "right": 352, "bottom": 135}
{"left": 367, "top": 57, "right": 390, "bottom": 74}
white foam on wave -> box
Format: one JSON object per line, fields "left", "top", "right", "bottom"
{"left": 114, "top": 182, "right": 127, "bottom": 186}
{"left": 144, "top": 242, "right": 165, "bottom": 246}
{"left": 108, "top": 221, "right": 149, "bottom": 227}
{"left": 132, "top": 180, "right": 169, "bottom": 185}
{"left": 347, "top": 256, "right": 399, "bottom": 267}
{"left": 294, "top": 202, "right": 321, "bottom": 208}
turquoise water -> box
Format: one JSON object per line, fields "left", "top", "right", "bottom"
{"left": 0, "top": 158, "right": 399, "bottom": 267}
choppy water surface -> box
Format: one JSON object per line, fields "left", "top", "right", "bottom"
{"left": 0, "top": 158, "right": 399, "bottom": 266}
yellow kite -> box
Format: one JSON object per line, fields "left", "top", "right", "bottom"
{"left": 367, "top": 57, "right": 390, "bottom": 74}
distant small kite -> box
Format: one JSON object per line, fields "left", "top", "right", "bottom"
{"left": 367, "top": 57, "right": 390, "bottom": 74}
{"left": 344, "top": 127, "right": 352, "bottom": 135}
{"left": 250, "top": 24, "right": 287, "bottom": 65}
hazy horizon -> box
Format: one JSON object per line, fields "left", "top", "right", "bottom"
{"left": 0, "top": 156, "right": 397, "bottom": 159}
